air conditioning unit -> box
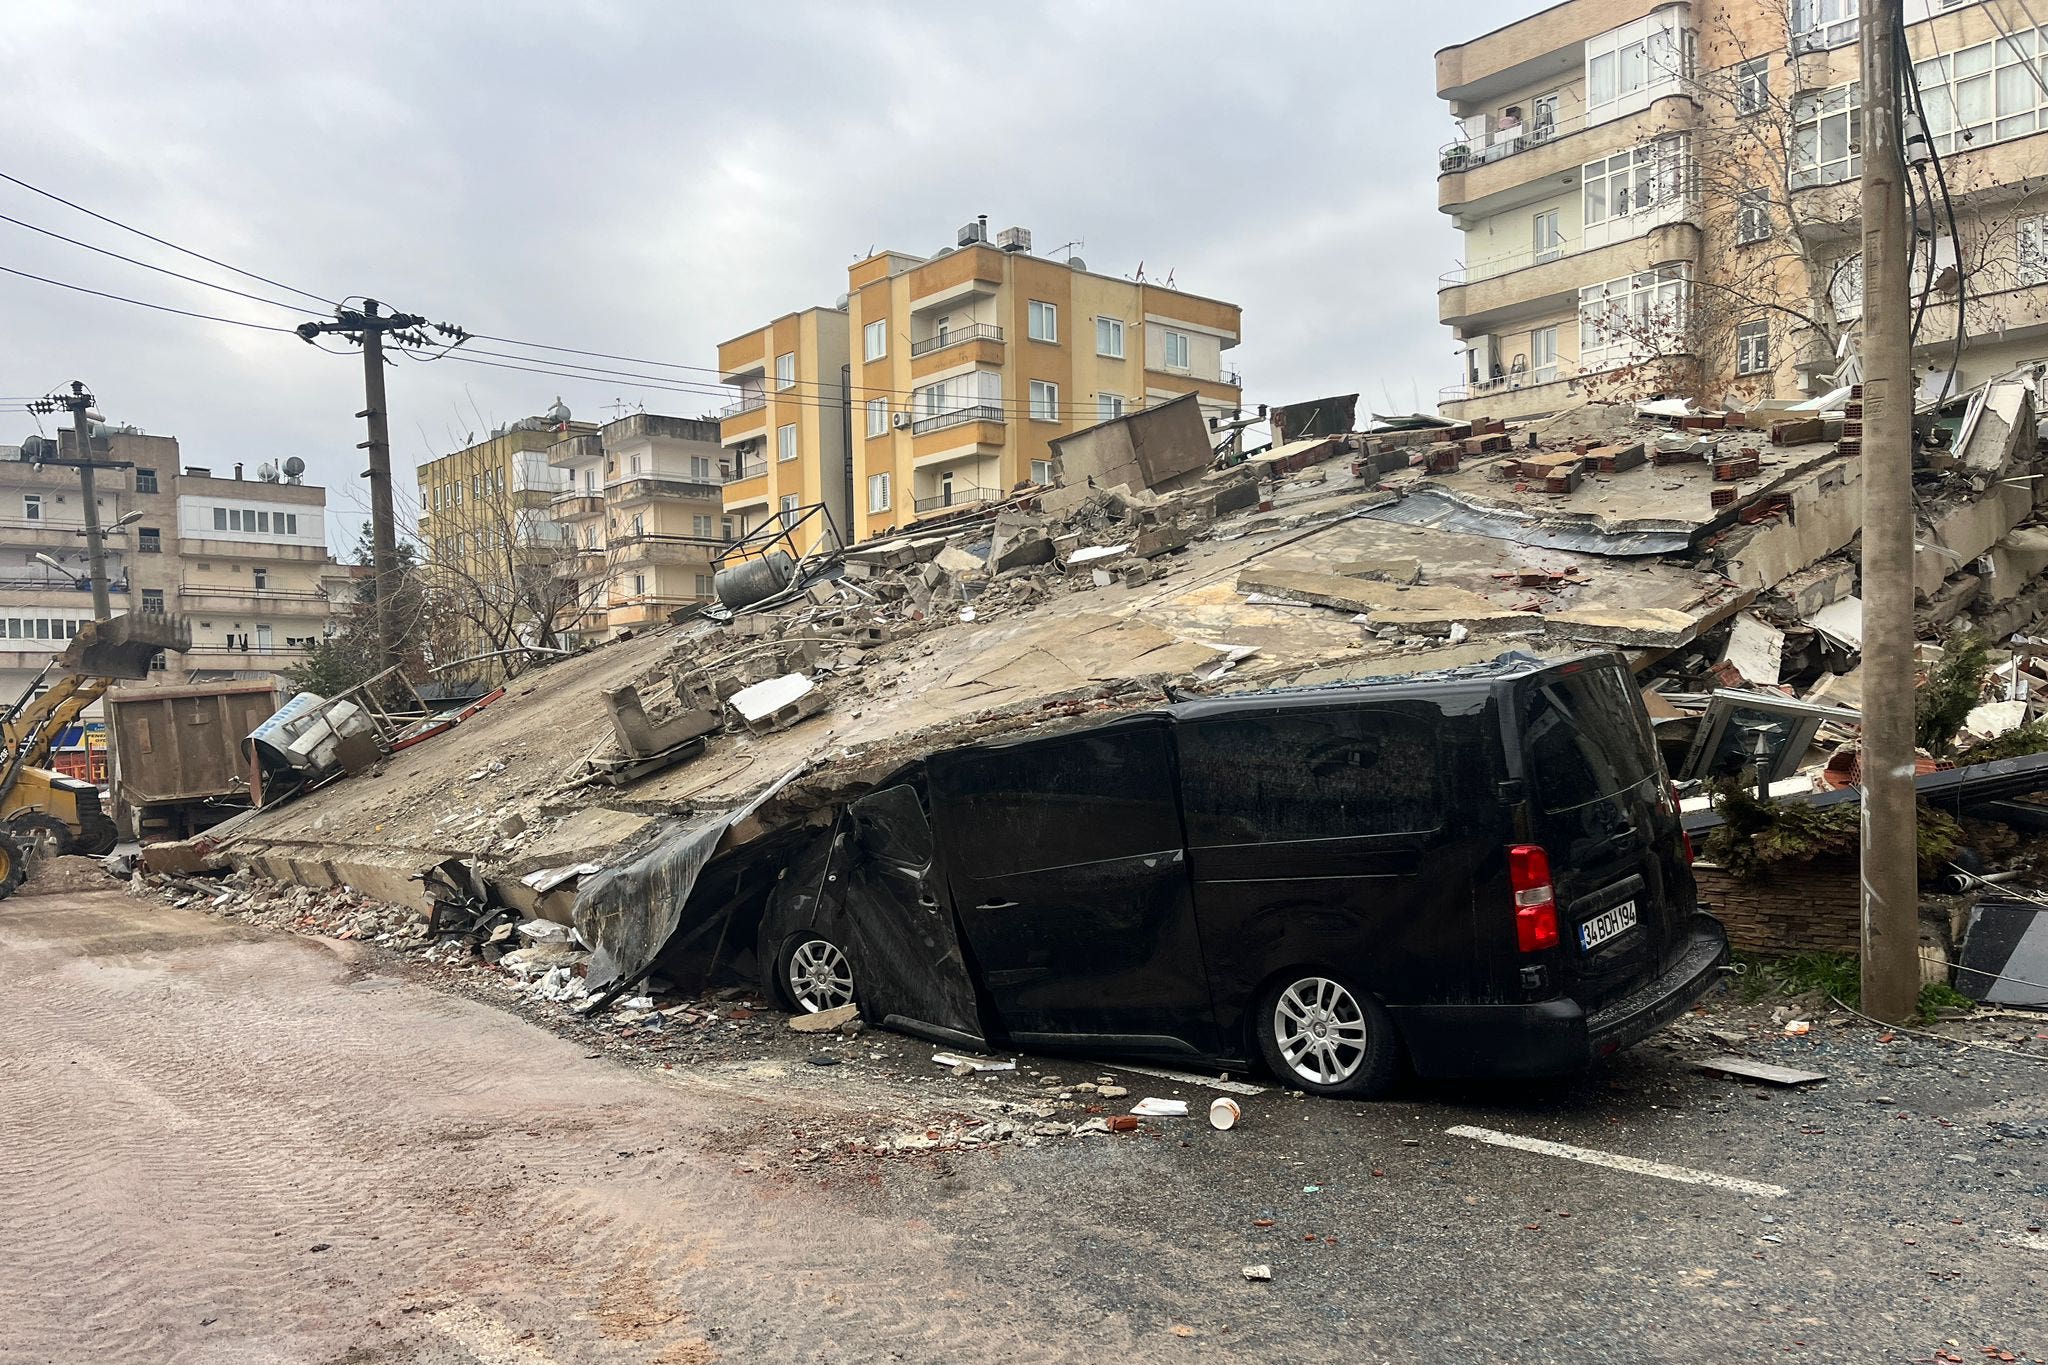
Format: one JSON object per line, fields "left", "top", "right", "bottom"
{"left": 891, "top": 411, "right": 913, "bottom": 429}
{"left": 997, "top": 226, "right": 1032, "bottom": 254}
{"left": 958, "top": 220, "right": 988, "bottom": 247}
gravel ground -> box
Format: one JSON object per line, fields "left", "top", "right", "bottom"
{"left": 7, "top": 879, "right": 2046, "bottom": 1362}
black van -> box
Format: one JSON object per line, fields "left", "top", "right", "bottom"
{"left": 758, "top": 650, "right": 1729, "bottom": 1096}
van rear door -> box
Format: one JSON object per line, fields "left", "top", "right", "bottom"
{"left": 1512, "top": 660, "right": 1692, "bottom": 1009}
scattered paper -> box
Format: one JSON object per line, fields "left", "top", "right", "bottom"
{"left": 1130, "top": 1098, "right": 1189, "bottom": 1118}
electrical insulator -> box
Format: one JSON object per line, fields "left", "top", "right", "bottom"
{"left": 1903, "top": 111, "right": 1933, "bottom": 168}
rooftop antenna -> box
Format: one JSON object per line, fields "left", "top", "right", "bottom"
{"left": 1163, "top": 268, "right": 1175, "bottom": 288}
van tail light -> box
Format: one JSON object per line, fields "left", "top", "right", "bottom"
{"left": 1509, "top": 843, "right": 1560, "bottom": 953}
{"left": 1672, "top": 782, "right": 1695, "bottom": 864}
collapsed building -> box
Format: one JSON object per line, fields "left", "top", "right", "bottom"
{"left": 161, "top": 376, "right": 2048, "bottom": 1013}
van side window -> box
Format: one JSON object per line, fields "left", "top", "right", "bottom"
{"left": 943, "top": 727, "right": 1180, "bottom": 877}
{"left": 1179, "top": 708, "right": 1442, "bottom": 846}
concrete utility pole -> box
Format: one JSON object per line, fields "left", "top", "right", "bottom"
{"left": 28, "top": 382, "right": 113, "bottom": 620}
{"left": 296, "top": 300, "right": 450, "bottom": 673}
{"left": 1858, "top": 0, "right": 1922, "bottom": 1024}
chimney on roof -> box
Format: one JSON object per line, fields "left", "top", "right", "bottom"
{"left": 234, "top": 463, "right": 244, "bottom": 480}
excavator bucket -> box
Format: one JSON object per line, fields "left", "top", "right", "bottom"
{"left": 57, "top": 614, "right": 193, "bottom": 681}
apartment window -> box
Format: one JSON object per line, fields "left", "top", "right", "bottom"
{"left": 135, "top": 468, "right": 158, "bottom": 493}
{"left": 1577, "top": 264, "right": 1689, "bottom": 371}
{"left": 690, "top": 455, "right": 713, "bottom": 480}
{"left": 695, "top": 573, "right": 715, "bottom": 596}
{"left": 1581, "top": 138, "right": 1683, "bottom": 227}
{"left": 1097, "top": 393, "right": 1125, "bottom": 422}
{"left": 631, "top": 573, "right": 646, "bottom": 596}
{"left": 1791, "top": 83, "right": 1862, "bottom": 188}
{"left": 1027, "top": 300, "right": 1058, "bottom": 343}
{"left": 630, "top": 454, "right": 643, "bottom": 474}
{"left": 1736, "top": 191, "right": 1772, "bottom": 244}
{"left": 692, "top": 514, "right": 714, "bottom": 538}
{"left": 779, "top": 493, "right": 800, "bottom": 529}
{"left": 1792, "top": 0, "right": 1858, "bottom": 53}
{"left": 22, "top": 494, "right": 40, "bottom": 522}
{"left": 285, "top": 514, "right": 298, "bottom": 534}
{"left": 1031, "top": 459, "right": 1054, "bottom": 485}
{"left": 252, "top": 567, "right": 269, "bottom": 590}
{"left": 775, "top": 351, "right": 796, "bottom": 388}
{"left": 584, "top": 467, "right": 597, "bottom": 492}
{"left": 257, "top": 511, "right": 271, "bottom": 532}
{"left": 1030, "top": 380, "right": 1060, "bottom": 422}
{"left": 1096, "top": 317, "right": 1125, "bottom": 358}
{"left": 1530, "top": 326, "right": 1560, "bottom": 382}
{"left": 1916, "top": 29, "right": 2048, "bottom": 155}
{"left": 140, "top": 588, "right": 164, "bottom": 613}
{"left": 866, "top": 396, "right": 889, "bottom": 438}
{"left": 1827, "top": 253, "right": 1866, "bottom": 319}
{"left": 1532, "top": 207, "right": 1563, "bottom": 263}
{"left": 1163, "top": 330, "right": 1191, "bottom": 370}
{"left": 1736, "top": 57, "right": 1768, "bottom": 116}
{"left": 1736, "top": 318, "right": 1771, "bottom": 376}
{"left": 1585, "top": 12, "right": 1686, "bottom": 115}
{"left": 868, "top": 471, "right": 892, "bottom": 513}
{"left": 631, "top": 513, "right": 644, "bottom": 536}
{"left": 863, "top": 319, "right": 887, "bottom": 362}
{"left": 2022, "top": 217, "right": 2048, "bottom": 286}
{"left": 137, "top": 527, "right": 161, "bottom": 553}
{"left": 777, "top": 423, "right": 798, "bottom": 461}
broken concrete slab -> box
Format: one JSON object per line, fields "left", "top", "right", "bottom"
{"left": 1720, "top": 613, "right": 1785, "bottom": 686}
{"left": 934, "top": 544, "right": 986, "bottom": 577}
{"left": 1360, "top": 607, "right": 1539, "bottom": 638}
{"left": 1332, "top": 557, "right": 1421, "bottom": 585}
{"left": 729, "top": 673, "right": 815, "bottom": 723}
{"left": 1234, "top": 566, "right": 1499, "bottom": 617}
{"left": 1542, "top": 605, "right": 1706, "bottom": 649}
{"left": 603, "top": 684, "right": 718, "bottom": 759}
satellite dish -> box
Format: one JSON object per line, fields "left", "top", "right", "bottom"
{"left": 1067, "top": 257, "right": 1087, "bottom": 271}
{"left": 282, "top": 456, "right": 306, "bottom": 483}
{"left": 257, "top": 462, "right": 280, "bottom": 482}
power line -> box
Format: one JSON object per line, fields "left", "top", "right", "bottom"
{"left": 0, "top": 167, "right": 337, "bottom": 308}
{"left": 0, "top": 263, "right": 301, "bottom": 333}
{"left": 0, "top": 211, "right": 324, "bottom": 317}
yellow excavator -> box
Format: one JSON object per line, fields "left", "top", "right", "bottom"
{"left": 0, "top": 614, "right": 190, "bottom": 896}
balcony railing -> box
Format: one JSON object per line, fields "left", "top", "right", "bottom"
{"left": 910, "top": 323, "right": 1005, "bottom": 358}
{"left": 728, "top": 458, "right": 768, "bottom": 481}
{"left": 914, "top": 486, "right": 1001, "bottom": 513}
{"left": 718, "top": 394, "right": 766, "bottom": 419}
{"left": 1438, "top": 365, "right": 1566, "bottom": 403}
{"left": 1437, "top": 79, "right": 1690, "bottom": 174}
{"left": 910, "top": 404, "right": 1006, "bottom": 436}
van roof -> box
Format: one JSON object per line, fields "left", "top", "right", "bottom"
{"left": 1167, "top": 649, "right": 1615, "bottom": 722}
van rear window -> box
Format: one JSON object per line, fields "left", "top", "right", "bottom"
{"left": 1521, "top": 669, "right": 1657, "bottom": 815}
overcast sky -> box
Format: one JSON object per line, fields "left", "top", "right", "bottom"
{"left": 0, "top": 1, "right": 1531, "bottom": 547}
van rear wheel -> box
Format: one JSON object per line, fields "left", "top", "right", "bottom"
{"left": 1256, "top": 972, "right": 1400, "bottom": 1098}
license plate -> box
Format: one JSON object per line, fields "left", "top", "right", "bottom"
{"left": 1578, "top": 900, "right": 1639, "bottom": 951}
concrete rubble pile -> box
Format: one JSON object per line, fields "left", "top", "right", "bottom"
{"left": 164, "top": 375, "right": 2048, "bottom": 1018}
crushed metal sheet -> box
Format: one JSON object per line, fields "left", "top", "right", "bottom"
{"left": 1695, "top": 1055, "right": 1828, "bottom": 1086}
{"left": 1805, "top": 595, "right": 1864, "bottom": 649}
{"left": 521, "top": 862, "right": 602, "bottom": 893}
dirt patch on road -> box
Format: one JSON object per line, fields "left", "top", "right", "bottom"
{"left": 19, "top": 853, "right": 119, "bottom": 896}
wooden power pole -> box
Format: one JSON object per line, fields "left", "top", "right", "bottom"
{"left": 1858, "top": 0, "right": 1922, "bottom": 1023}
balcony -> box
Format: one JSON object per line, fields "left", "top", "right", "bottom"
{"left": 1440, "top": 219, "right": 1701, "bottom": 332}
{"left": 610, "top": 533, "right": 724, "bottom": 567}
{"left": 552, "top": 549, "right": 605, "bottom": 580}
{"left": 914, "top": 486, "right": 1002, "bottom": 515}
{"left": 910, "top": 323, "right": 1005, "bottom": 358}
{"left": 1438, "top": 364, "right": 1593, "bottom": 422}
{"left": 718, "top": 393, "right": 766, "bottom": 419}
{"left": 1439, "top": 95, "right": 1699, "bottom": 217}
{"left": 605, "top": 475, "right": 723, "bottom": 507}
{"left": 911, "top": 404, "right": 1007, "bottom": 436}
{"left": 546, "top": 432, "right": 603, "bottom": 470}
{"left": 176, "top": 586, "right": 332, "bottom": 616}
{"left": 551, "top": 493, "right": 604, "bottom": 518}
{"left": 727, "top": 457, "right": 768, "bottom": 482}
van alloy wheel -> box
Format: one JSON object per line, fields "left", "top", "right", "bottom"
{"left": 786, "top": 937, "right": 855, "bottom": 1013}
{"left": 1272, "top": 977, "right": 1371, "bottom": 1087}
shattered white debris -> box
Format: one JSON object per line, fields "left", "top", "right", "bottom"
{"left": 730, "top": 673, "right": 816, "bottom": 722}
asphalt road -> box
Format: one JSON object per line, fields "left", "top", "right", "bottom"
{"left": 3, "top": 889, "right": 2045, "bottom": 1364}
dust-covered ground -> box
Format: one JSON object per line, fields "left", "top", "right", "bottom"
{"left": 4, "top": 887, "right": 2046, "bottom": 1364}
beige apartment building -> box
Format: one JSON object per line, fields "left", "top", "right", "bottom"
{"left": 716, "top": 308, "right": 851, "bottom": 556}
{"left": 0, "top": 425, "right": 338, "bottom": 706}
{"left": 547, "top": 412, "right": 726, "bottom": 643}
{"left": 845, "top": 223, "right": 1243, "bottom": 543}
{"left": 1436, "top": 0, "right": 2048, "bottom": 420}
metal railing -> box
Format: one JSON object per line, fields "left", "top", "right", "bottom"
{"left": 718, "top": 393, "right": 766, "bottom": 419}
{"left": 914, "top": 486, "right": 1001, "bottom": 513}
{"left": 1437, "top": 82, "right": 1692, "bottom": 174}
{"left": 910, "top": 404, "right": 1006, "bottom": 436}
{"left": 1438, "top": 365, "right": 1568, "bottom": 403}
{"left": 910, "top": 323, "right": 1005, "bottom": 358}
{"left": 727, "top": 458, "right": 768, "bottom": 481}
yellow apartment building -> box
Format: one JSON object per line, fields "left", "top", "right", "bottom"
{"left": 844, "top": 224, "right": 1243, "bottom": 543}
{"left": 1436, "top": 0, "right": 2048, "bottom": 420}
{"left": 546, "top": 412, "right": 727, "bottom": 642}
{"left": 715, "top": 308, "right": 851, "bottom": 556}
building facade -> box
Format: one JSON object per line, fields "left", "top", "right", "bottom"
{"left": 1435, "top": 0, "right": 2044, "bottom": 420}
{"left": 0, "top": 425, "right": 338, "bottom": 707}
{"left": 547, "top": 412, "right": 727, "bottom": 642}
{"left": 716, "top": 307, "right": 851, "bottom": 556}
{"left": 845, "top": 225, "right": 1243, "bottom": 544}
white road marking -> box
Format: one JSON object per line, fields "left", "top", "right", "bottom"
{"left": 1444, "top": 1124, "right": 1789, "bottom": 1199}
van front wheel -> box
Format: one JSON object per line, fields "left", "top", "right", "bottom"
{"left": 1257, "top": 973, "right": 1400, "bottom": 1098}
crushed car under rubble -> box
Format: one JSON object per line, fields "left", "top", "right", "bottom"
{"left": 578, "top": 650, "right": 1728, "bottom": 1097}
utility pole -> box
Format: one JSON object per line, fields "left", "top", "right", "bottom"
{"left": 1859, "top": 0, "right": 1921, "bottom": 1023}
{"left": 296, "top": 301, "right": 457, "bottom": 673}
{"left": 27, "top": 382, "right": 112, "bottom": 620}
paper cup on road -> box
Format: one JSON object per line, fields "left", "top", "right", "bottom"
{"left": 1209, "top": 1097, "right": 1241, "bottom": 1130}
